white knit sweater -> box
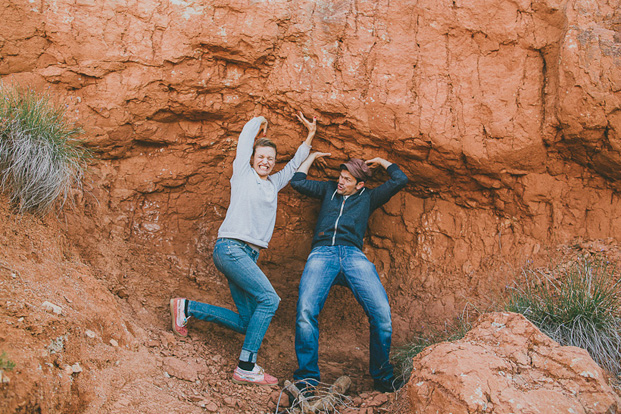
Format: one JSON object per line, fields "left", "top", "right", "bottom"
{"left": 217, "top": 117, "right": 311, "bottom": 249}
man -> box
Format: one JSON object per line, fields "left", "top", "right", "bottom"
{"left": 290, "top": 152, "right": 409, "bottom": 393}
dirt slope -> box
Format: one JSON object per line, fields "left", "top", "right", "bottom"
{"left": 0, "top": 196, "right": 407, "bottom": 413}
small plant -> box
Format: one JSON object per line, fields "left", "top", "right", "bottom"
{"left": 0, "top": 83, "right": 89, "bottom": 214}
{"left": 0, "top": 351, "right": 15, "bottom": 371}
{"left": 506, "top": 255, "right": 621, "bottom": 377}
{"left": 391, "top": 314, "right": 473, "bottom": 383}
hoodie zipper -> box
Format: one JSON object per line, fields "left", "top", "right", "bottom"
{"left": 332, "top": 198, "right": 346, "bottom": 245}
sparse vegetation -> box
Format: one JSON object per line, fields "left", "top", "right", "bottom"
{"left": 0, "top": 351, "right": 15, "bottom": 371}
{"left": 391, "top": 314, "right": 473, "bottom": 383}
{"left": 0, "top": 84, "right": 89, "bottom": 214}
{"left": 506, "top": 255, "right": 621, "bottom": 377}
{"left": 392, "top": 254, "right": 621, "bottom": 383}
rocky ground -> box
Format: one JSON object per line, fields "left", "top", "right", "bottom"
{"left": 4, "top": 192, "right": 621, "bottom": 413}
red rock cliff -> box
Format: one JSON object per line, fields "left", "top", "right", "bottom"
{"left": 1, "top": 0, "right": 620, "bottom": 332}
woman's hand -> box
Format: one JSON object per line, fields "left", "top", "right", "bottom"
{"left": 296, "top": 111, "right": 317, "bottom": 146}
{"left": 296, "top": 111, "right": 316, "bottom": 134}
{"left": 257, "top": 117, "right": 268, "bottom": 138}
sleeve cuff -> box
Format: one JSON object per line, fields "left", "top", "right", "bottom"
{"left": 386, "top": 163, "right": 399, "bottom": 173}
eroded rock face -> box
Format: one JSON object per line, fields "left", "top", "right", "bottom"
{"left": 1, "top": 0, "right": 620, "bottom": 330}
{"left": 406, "top": 312, "right": 621, "bottom": 414}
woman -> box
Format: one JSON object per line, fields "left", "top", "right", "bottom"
{"left": 170, "top": 112, "right": 316, "bottom": 386}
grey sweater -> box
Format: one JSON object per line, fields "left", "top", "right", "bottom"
{"left": 218, "top": 117, "right": 311, "bottom": 249}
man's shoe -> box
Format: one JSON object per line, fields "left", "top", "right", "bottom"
{"left": 294, "top": 380, "right": 317, "bottom": 399}
{"left": 170, "top": 298, "right": 189, "bottom": 337}
{"left": 232, "top": 365, "right": 278, "bottom": 386}
{"left": 373, "top": 377, "right": 404, "bottom": 393}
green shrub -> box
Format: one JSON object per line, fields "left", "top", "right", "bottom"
{"left": 0, "top": 351, "right": 15, "bottom": 371}
{"left": 506, "top": 255, "right": 621, "bottom": 377}
{"left": 0, "top": 84, "right": 89, "bottom": 214}
{"left": 391, "top": 315, "right": 472, "bottom": 383}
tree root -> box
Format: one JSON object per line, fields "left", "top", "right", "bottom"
{"left": 279, "top": 376, "right": 352, "bottom": 414}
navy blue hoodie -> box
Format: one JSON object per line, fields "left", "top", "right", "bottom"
{"left": 290, "top": 163, "right": 408, "bottom": 250}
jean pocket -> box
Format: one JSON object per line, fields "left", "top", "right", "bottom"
{"left": 215, "top": 239, "right": 238, "bottom": 260}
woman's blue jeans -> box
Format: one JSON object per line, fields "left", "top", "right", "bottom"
{"left": 293, "top": 245, "right": 395, "bottom": 384}
{"left": 187, "top": 238, "right": 280, "bottom": 363}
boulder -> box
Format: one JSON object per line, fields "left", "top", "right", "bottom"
{"left": 407, "top": 312, "right": 621, "bottom": 414}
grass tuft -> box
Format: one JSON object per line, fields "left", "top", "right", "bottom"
{"left": 506, "top": 255, "right": 621, "bottom": 377}
{"left": 0, "top": 84, "right": 89, "bottom": 214}
{"left": 0, "top": 351, "right": 15, "bottom": 371}
{"left": 391, "top": 312, "right": 473, "bottom": 383}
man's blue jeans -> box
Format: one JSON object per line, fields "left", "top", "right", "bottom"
{"left": 187, "top": 238, "right": 280, "bottom": 363}
{"left": 294, "top": 245, "right": 395, "bottom": 384}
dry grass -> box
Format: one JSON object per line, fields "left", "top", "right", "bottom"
{"left": 506, "top": 255, "right": 621, "bottom": 377}
{"left": 0, "top": 84, "right": 89, "bottom": 214}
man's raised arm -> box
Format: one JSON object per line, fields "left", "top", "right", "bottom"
{"left": 366, "top": 157, "right": 409, "bottom": 210}
{"left": 365, "top": 157, "right": 393, "bottom": 170}
{"left": 290, "top": 152, "right": 332, "bottom": 199}
{"left": 296, "top": 151, "right": 331, "bottom": 174}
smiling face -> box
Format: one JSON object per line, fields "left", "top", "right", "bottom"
{"left": 252, "top": 145, "right": 277, "bottom": 179}
{"left": 337, "top": 169, "right": 365, "bottom": 195}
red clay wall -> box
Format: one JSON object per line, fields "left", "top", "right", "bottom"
{"left": 2, "top": 0, "right": 620, "bottom": 333}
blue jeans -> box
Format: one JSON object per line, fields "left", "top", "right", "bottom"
{"left": 187, "top": 238, "right": 280, "bottom": 363}
{"left": 294, "top": 245, "right": 395, "bottom": 384}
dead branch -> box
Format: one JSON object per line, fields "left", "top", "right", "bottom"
{"left": 280, "top": 376, "right": 352, "bottom": 414}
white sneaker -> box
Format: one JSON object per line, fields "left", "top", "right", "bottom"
{"left": 232, "top": 365, "right": 278, "bottom": 386}
{"left": 170, "top": 298, "right": 189, "bottom": 337}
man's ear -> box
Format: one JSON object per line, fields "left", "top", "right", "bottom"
{"left": 356, "top": 181, "right": 365, "bottom": 191}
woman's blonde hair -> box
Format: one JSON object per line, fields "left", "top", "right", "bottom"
{"left": 252, "top": 138, "right": 277, "bottom": 157}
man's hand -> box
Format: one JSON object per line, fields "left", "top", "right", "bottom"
{"left": 297, "top": 151, "right": 331, "bottom": 174}
{"left": 296, "top": 111, "right": 317, "bottom": 146}
{"left": 312, "top": 152, "right": 331, "bottom": 166}
{"left": 365, "top": 157, "right": 392, "bottom": 170}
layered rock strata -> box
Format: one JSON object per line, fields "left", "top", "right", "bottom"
{"left": 1, "top": 0, "right": 620, "bottom": 329}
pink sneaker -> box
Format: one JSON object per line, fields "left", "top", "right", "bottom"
{"left": 170, "top": 298, "right": 189, "bottom": 337}
{"left": 232, "top": 365, "right": 278, "bottom": 386}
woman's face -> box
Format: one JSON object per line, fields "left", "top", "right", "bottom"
{"left": 252, "top": 146, "right": 276, "bottom": 179}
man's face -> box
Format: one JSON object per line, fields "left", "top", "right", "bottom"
{"left": 252, "top": 146, "right": 276, "bottom": 178}
{"left": 337, "top": 169, "right": 365, "bottom": 195}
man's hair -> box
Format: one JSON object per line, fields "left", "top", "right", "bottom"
{"left": 252, "top": 138, "right": 277, "bottom": 157}
{"left": 340, "top": 159, "right": 372, "bottom": 183}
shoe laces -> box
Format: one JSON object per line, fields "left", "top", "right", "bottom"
{"left": 238, "top": 365, "right": 263, "bottom": 375}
